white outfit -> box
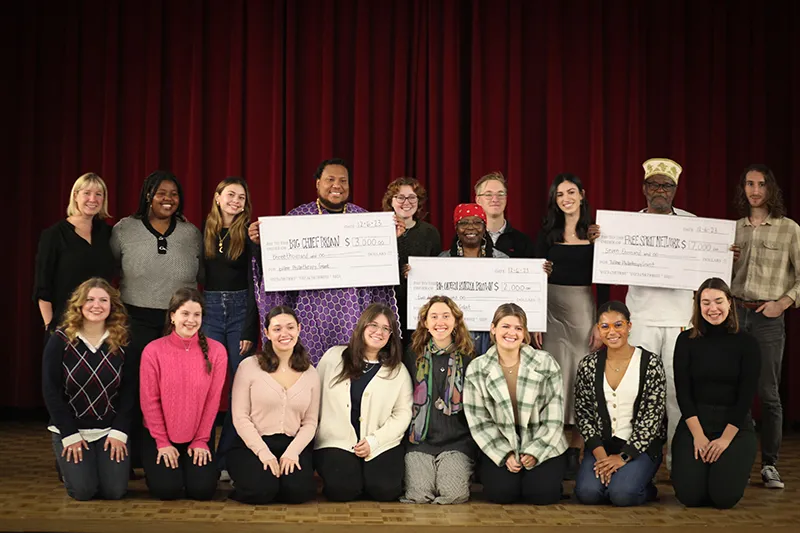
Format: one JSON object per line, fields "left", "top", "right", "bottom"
{"left": 625, "top": 207, "right": 694, "bottom": 471}
{"left": 603, "top": 348, "right": 642, "bottom": 442}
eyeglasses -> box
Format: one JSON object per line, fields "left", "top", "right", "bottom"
{"left": 476, "top": 192, "right": 508, "bottom": 199}
{"left": 393, "top": 194, "right": 418, "bottom": 204}
{"left": 366, "top": 322, "right": 392, "bottom": 335}
{"left": 644, "top": 181, "right": 676, "bottom": 193}
{"left": 597, "top": 321, "right": 629, "bottom": 331}
{"left": 456, "top": 220, "right": 485, "bottom": 228}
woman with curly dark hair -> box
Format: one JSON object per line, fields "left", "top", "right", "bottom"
{"left": 42, "top": 278, "right": 133, "bottom": 501}
{"left": 139, "top": 288, "right": 226, "bottom": 500}
{"left": 227, "top": 306, "right": 320, "bottom": 504}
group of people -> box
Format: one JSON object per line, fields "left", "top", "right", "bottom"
{"left": 35, "top": 157, "right": 798, "bottom": 510}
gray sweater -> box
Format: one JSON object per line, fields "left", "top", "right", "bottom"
{"left": 110, "top": 216, "right": 202, "bottom": 309}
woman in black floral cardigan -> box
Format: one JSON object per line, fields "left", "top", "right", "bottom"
{"left": 573, "top": 300, "right": 667, "bottom": 507}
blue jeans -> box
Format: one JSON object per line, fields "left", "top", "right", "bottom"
{"left": 202, "top": 290, "right": 249, "bottom": 470}
{"left": 52, "top": 433, "right": 129, "bottom": 501}
{"left": 471, "top": 332, "right": 492, "bottom": 356}
{"left": 574, "top": 451, "right": 660, "bottom": 507}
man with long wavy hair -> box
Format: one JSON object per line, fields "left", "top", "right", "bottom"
{"left": 730, "top": 164, "right": 799, "bottom": 490}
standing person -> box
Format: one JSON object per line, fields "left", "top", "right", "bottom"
{"left": 202, "top": 177, "right": 259, "bottom": 480}
{"left": 139, "top": 288, "right": 226, "bottom": 501}
{"left": 314, "top": 304, "right": 412, "bottom": 502}
{"left": 533, "top": 173, "right": 609, "bottom": 479}
{"left": 34, "top": 173, "right": 115, "bottom": 335}
{"left": 730, "top": 164, "right": 799, "bottom": 489}
{"left": 672, "top": 278, "right": 760, "bottom": 508}
{"left": 227, "top": 306, "right": 320, "bottom": 505}
{"left": 473, "top": 171, "right": 536, "bottom": 258}
{"left": 248, "top": 158, "right": 404, "bottom": 364}
{"left": 382, "top": 177, "right": 441, "bottom": 336}
{"left": 110, "top": 171, "right": 203, "bottom": 467}
{"left": 573, "top": 301, "right": 666, "bottom": 507}
{"left": 463, "top": 304, "right": 568, "bottom": 505}
{"left": 42, "top": 278, "right": 134, "bottom": 501}
{"left": 594, "top": 158, "right": 693, "bottom": 473}
{"left": 402, "top": 296, "right": 476, "bottom": 504}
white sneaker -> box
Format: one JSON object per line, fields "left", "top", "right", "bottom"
{"left": 219, "top": 470, "right": 231, "bottom": 482}
{"left": 761, "top": 465, "right": 784, "bottom": 489}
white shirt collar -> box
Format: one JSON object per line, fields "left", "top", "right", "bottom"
{"left": 77, "top": 331, "right": 110, "bottom": 353}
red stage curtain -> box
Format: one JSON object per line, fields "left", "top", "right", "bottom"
{"left": 3, "top": 0, "right": 798, "bottom": 420}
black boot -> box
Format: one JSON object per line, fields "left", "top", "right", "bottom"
{"left": 564, "top": 447, "right": 581, "bottom": 480}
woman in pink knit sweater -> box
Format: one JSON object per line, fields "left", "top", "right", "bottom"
{"left": 139, "top": 288, "right": 227, "bottom": 500}
{"left": 227, "top": 306, "right": 320, "bottom": 504}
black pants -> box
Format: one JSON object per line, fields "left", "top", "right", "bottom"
{"left": 672, "top": 405, "right": 757, "bottom": 509}
{"left": 314, "top": 446, "right": 405, "bottom": 502}
{"left": 479, "top": 451, "right": 567, "bottom": 505}
{"left": 127, "top": 305, "right": 167, "bottom": 468}
{"left": 227, "top": 434, "right": 315, "bottom": 504}
{"left": 142, "top": 429, "right": 219, "bottom": 500}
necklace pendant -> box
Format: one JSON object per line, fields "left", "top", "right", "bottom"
{"left": 218, "top": 242, "right": 224, "bottom": 253}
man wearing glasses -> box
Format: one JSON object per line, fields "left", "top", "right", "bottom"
{"left": 625, "top": 158, "right": 695, "bottom": 474}
{"left": 474, "top": 172, "right": 536, "bottom": 258}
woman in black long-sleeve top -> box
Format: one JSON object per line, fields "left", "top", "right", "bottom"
{"left": 34, "top": 173, "right": 115, "bottom": 334}
{"left": 672, "top": 277, "right": 760, "bottom": 509}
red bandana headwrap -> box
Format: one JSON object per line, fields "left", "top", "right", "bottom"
{"left": 453, "top": 203, "right": 487, "bottom": 227}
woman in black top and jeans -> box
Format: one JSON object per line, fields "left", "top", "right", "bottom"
{"left": 672, "top": 277, "right": 760, "bottom": 509}
{"left": 34, "top": 173, "right": 115, "bottom": 335}
{"left": 201, "top": 177, "right": 259, "bottom": 479}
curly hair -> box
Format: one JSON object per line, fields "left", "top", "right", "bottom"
{"left": 381, "top": 177, "right": 429, "bottom": 220}
{"left": 410, "top": 296, "right": 474, "bottom": 356}
{"left": 734, "top": 164, "right": 786, "bottom": 218}
{"left": 163, "top": 288, "right": 211, "bottom": 373}
{"left": 313, "top": 158, "right": 351, "bottom": 181}
{"left": 60, "top": 278, "right": 129, "bottom": 354}
{"left": 204, "top": 177, "right": 252, "bottom": 260}
{"left": 256, "top": 306, "right": 311, "bottom": 373}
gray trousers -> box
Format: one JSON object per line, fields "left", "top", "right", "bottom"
{"left": 52, "top": 433, "right": 129, "bottom": 501}
{"left": 737, "top": 305, "right": 786, "bottom": 466}
{"left": 401, "top": 450, "right": 473, "bottom": 504}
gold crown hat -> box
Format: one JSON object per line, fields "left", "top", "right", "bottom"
{"left": 642, "top": 158, "right": 683, "bottom": 183}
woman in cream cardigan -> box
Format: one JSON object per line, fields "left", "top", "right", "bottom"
{"left": 315, "top": 303, "right": 412, "bottom": 502}
{"left": 464, "top": 303, "right": 568, "bottom": 505}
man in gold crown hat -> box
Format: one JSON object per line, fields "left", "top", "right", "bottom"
{"left": 589, "top": 158, "right": 694, "bottom": 474}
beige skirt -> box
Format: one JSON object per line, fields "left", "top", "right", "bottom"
{"left": 542, "top": 284, "right": 594, "bottom": 425}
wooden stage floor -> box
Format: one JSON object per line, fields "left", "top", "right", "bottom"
{"left": 0, "top": 421, "right": 797, "bottom": 532}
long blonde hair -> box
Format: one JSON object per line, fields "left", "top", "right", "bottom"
{"left": 410, "top": 296, "right": 474, "bottom": 356}
{"left": 66, "top": 173, "right": 110, "bottom": 219}
{"left": 204, "top": 177, "right": 252, "bottom": 260}
{"left": 60, "top": 278, "right": 129, "bottom": 353}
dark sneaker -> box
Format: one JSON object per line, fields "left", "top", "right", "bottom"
{"left": 761, "top": 465, "right": 784, "bottom": 489}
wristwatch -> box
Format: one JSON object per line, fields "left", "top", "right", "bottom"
{"left": 619, "top": 452, "right": 631, "bottom": 463}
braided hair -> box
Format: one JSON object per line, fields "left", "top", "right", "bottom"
{"left": 134, "top": 170, "right": 186, "bottom": 221}
{"left": 164, "top": 287, "right": 211, "bottom": 374}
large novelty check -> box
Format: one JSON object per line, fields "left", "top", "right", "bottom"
{"left": 259, "top": 212, "right": 399, "bottom": 291}
{"left": 407, "top": 257, "right": 547, "bottom": 332}
{"left": 592, "top": 210, "right": 736, "bottom": 290}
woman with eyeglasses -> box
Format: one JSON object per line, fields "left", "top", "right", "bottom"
{"left": 382, "top": 178, "right": 441, "bottom": 338}
{"left": 314, "top": 303, "right": 412, "bottom": 502}
{"left": 573, "top": 301, "right": 666, "bottom": 507}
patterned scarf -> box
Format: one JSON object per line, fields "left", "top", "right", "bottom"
{"left": 409, "top": 338, "right": 466, "bottom": 444}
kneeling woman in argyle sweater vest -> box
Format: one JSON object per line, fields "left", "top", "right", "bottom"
{"left": 464, "top": 304, "right": 568, "bottom": 505}
{"left": 140, "top": 288, "right": 226, "bottom": 500}
{"left": 42, "top": 278, "right": 135, "bottom": 501}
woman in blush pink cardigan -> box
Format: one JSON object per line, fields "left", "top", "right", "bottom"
{"left": 139, "top": 288, "right": 226, "bottom": 501}
{"left": 227, "top": 306, "right": 320, "bottom": 504}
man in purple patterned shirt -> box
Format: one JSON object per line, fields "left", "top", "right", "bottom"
{"left": 248, "top": 158, "right": 401, "bottom": 364}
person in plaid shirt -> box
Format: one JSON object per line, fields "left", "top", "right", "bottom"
{"left": 730, "top": 164, "right": 800, "bottom": 490}
{"left": 463, "top": 303, "right": 568, "bottom": 505}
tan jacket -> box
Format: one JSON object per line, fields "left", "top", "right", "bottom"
{"left": 314, "top": 346, "right": 413, "bottom": 460}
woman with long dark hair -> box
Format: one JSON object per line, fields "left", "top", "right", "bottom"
{"left": 227, "top": 306, "right": 319, "bottom": 504}
{"left": 314, "top": 303, "right": 412, "bottom": 502}
{"left": 533, "top": 173, "right": 607, "bottom": 478}
{"left": 42, "top": 278, "right": 133, "bottom": 500}
{"left": 672, "top": 278, "right": 760, "bottom": 509}
{"left": 111, "top": 171, "right": 202, "bottom": 467}
{"left": 202, "top": 176, "right": 259, "bottom": 479}
{"left": 402, "top": 296, "right": 476, "bottom": 504}
{"left": 139, "top": 288, "right": 226, "bottom": 500}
